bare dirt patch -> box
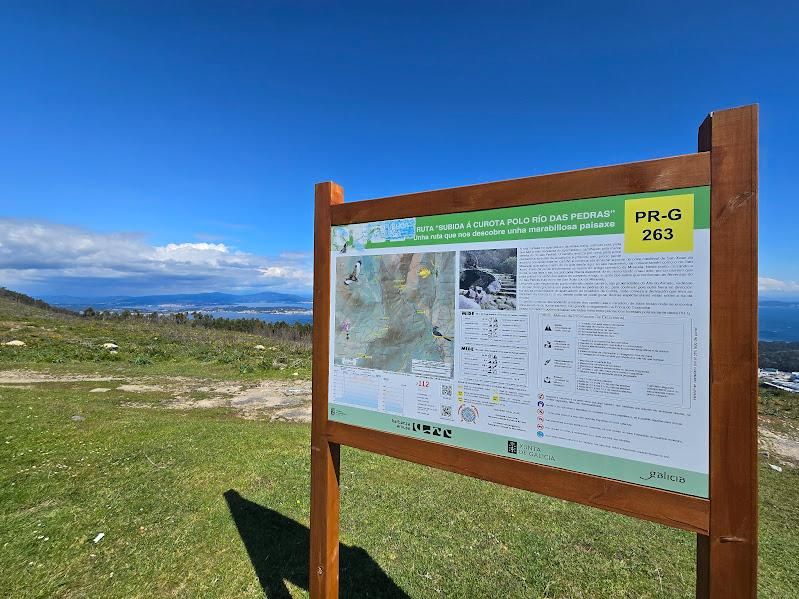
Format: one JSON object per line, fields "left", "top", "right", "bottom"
{"left": 164, "top": 379, "right": 312, "bottom": 421}
{"left": 116, "top": 377, "right": 312, "bottom": 421}
{"left": 760, "top": 423, "right": 799, "bottom": 467}
{"left": 272, "top": 404, "right": 312, "bottom": 422}
{"left": 0, "top": 369, "right": 312, "bottom": 422}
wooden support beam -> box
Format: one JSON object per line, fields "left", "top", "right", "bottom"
{"left": 309, "top": 181, "right": 343, "bottom": 599}
{"left": 696, "top": 104, "right": 759, "bottom": 599}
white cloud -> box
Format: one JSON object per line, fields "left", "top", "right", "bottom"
{"left": 0, "top": 219, "right": 312, "bottom": 296}
{"left": 759, "top": 276, "right": 799, "bottom": 294}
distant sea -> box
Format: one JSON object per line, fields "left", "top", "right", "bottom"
{"left": 49, "top": 298, "right": 314, "bottom": 325}
{"left": 759, "top": 304, "right": 799, "bottom": 342}
{"left": 202, "top": 309, "right": 312, "bottom": 325}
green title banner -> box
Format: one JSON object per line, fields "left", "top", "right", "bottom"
{"left": 332, "top": 186, "right": 709, "bottom": 251}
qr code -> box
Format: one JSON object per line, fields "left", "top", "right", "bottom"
{"left": 441, "top": 405, "right": 452, "bottom": 418}
{"left": 441, "top": 384, "right": 452, "bottom": 398}
{"left": 507, "top": 441, "right": 518, "bottom": 454}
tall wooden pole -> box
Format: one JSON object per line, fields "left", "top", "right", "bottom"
{"left": 309, "top": 181, "right": 343, "bottom": 599}
{"left": 696, "top": 105, "right": 759, "bottom": 598}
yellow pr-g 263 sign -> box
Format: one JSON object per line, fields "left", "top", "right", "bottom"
{"left": 624, "top": 193, "right": 694, "bottom": 253}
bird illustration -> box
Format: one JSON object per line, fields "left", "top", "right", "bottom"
{"left": 340, "top": 240, "right": 348, "bottom": 253}
{"left": 432, "top": 325, "right": 453, "bottom": 342}
{"left": 344, "top": 260, "right": 362, "bottom": 285}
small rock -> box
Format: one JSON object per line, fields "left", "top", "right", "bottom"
{"left": 89, "top": 388, "right": 110, "bottom": 393}
{"left": 117, "top": 384, "right": 162, "bottom": 393}
{"left": 254, "top": 344, "right": 266, "bottom": 351}
{"left": 93, "top": 532, "right": 105, "bottom": 544}
{"left": 769, "top": 464, "right": 783, "bottom": 473}
{"left": 102, "top": 343, "right": 119, "bottom": 350}
{"left": 4, "top": 340, "right": 25, "bottom": 347}
{"left": 285, "top": 387, "right": 310, "bottom": 396}
{"left": 292, "top": 372, "right": 299, "bottom": 377}
{"left": 71, "top": 415, "right": 85, "bottom": 422}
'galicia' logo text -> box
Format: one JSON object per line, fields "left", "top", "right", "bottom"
{"left": 640, "top": 470, "right": 686, "bottom": 484}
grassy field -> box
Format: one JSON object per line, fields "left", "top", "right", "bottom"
{"left": 0, "top": 297, "right": 310, "bottom": 380}
{"left": 1, "top": 297, "right": 798, "bottom": 598}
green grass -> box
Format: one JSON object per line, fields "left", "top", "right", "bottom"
{"left": 1, "top": 296, "right": 798, "bottom": 597}
{"left": 0, "top": 298, "right": 310, "bottom": 380}
{"left": 760, "top": 383, "right": 799, "bottom": 421}
{"left": 1, "top": 383, "right": 797, "bottom": 598}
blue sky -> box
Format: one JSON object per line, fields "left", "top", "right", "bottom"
{"left": 1, "top": 2, "right": 797, "bottom": 298}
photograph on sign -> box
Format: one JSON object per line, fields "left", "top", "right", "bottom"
{"left": 328, "top": 186, "right": 710, "bottom": 497}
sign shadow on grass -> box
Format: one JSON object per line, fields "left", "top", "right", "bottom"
{"left": 224, "top": 490, "right": 409, "bottom": 598}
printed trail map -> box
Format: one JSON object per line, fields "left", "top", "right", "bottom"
{"left": 334, "top": 252, "right": 455, "bottom": 375}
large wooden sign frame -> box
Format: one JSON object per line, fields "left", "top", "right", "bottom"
{"left": 309, "top": 105, "right": 758, "bottom": 598}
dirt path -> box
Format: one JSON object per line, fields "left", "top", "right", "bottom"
{"left": 165, "top": 378, "right": 312, "bottom": 421}
{"left": 760, "top": 421, "right": 799, "bottom": 467}
{"left": 0, "top": 369, "right": 312, "bottom": 422}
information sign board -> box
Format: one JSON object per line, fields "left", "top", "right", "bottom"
{"left": 328, "top": 187, "right": 710, "bottom": 496}
{"left": 309, "top": 105, "right": 758, "bottom": 599}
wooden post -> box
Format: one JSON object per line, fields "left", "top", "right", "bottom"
{"left": 696, "top": 105, "right": 759, "bottom": 598}
{"left": 309, "top": 181, "right": 343, "bottom": 599}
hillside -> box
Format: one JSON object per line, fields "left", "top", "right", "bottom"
{"left": 0, "top": 287, "right": 78, "bottom": 319}
{"left": 760, "top": 341, "right": 799, "bottom": 372}
{"left": 0, "top": 289, "right": 310, "bottom": 380}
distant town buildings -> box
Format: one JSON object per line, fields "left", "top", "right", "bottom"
{"left": 759, "top": 368, "right": 799, "bottom": 393}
